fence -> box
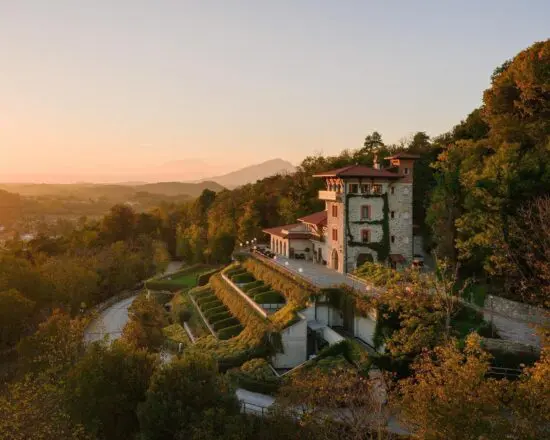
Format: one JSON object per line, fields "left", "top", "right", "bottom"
{"left": 240, "top": 401, "right": 271, "bottom": 416}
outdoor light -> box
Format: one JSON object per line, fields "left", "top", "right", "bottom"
{"left": 246, "top": 240, "right": 249, "bottom": 245}
{"left": 298, "top": 268, "right": 303, "bottom": 273}
{"left": 285, "top": 261, "right": 289, "bottom": 266}
{"left": 240, "top": 242, "right": 243, "bottom": 247}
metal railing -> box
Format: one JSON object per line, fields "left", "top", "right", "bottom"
{"left": 241, "top": 401, "right": 271, "bottom": 416}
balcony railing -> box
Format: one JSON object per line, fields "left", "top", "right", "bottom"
{"left": 318, "top": 190, "right": 342, "bottom": 202}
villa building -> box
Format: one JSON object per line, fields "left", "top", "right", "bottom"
{"left": 263, "top": 153, "right": 419, "bottom": 273}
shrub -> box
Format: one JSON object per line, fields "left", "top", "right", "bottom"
{"left": 248, "top": 285, "right": 271, "bottom": 296}
{"left": 218, "top": 324, "right": 243, "bottom": 340}
{"left": 209, "top": 274, "right": 270, "bottom": 345}
{"left": 241, "top": 280, "right": 264, "bottom": 292}
{"left": 225, "top": 267, "right": 246, "bottom": 277}
{"left": 162, "top": 324, "right": 191, "bottom": 346}
{"left": 254, "top": 291, "right": 286, "bottom": 304}
{"left": 242, "top": 257, "right": 317, "bottom": 306}
{"left": 208, "top": 311, "right": 232, "bottom": 324}
{"left": 178, "top": 309, "right": 191, "bottom": 323}
{"left": 231, "top": 273, "right": 255, "bottom": 284}
{"left": 213, "top": 317, "right": 240, "bottom": 331}
{"left": 204, "top": 305, "right": 228, "bottom": 319}
{"left": 228, "top": 358, "right": 281, "bottom": 395}
{"left": 201, "top": 300, "right": 224, "bottom": 312}
{"left": 197, "top": 268, "right": 221, "bottom": 286}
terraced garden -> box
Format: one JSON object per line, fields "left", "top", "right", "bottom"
{"left": 225, "top": 266, "right": 286, "bottom": 314}
{"left": 193, "top": 288, "right": 244, "bottom": 340}
{"left": 145, "top": 264, "right": 221, "bottom": 292}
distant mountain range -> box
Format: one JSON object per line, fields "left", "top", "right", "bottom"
{"left": 199, "top": 158, "right": 296, "bottom": 188}
{"left": 0, "top": 158, "right": 296, "bottom": 199}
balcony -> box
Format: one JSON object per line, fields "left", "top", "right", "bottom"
{"left": 318, "top": 190, "right": 342, "bottom": 202}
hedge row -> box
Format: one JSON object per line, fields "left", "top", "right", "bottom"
{"left": 241, "top": 280, "right": 264, "bottom": 292}
{"left": 210, "top": 273, "right": 271, "bottom": 345}
{"left": 248, "top": 284, "right": 271, "bottom": 296}
{"left": 208, "top": 311, "right": 232, "bottom": 324}
{"left": 197, "top": 268, "right": 222, "bottom": 286}
{"left": 218, "top": 324, "right": 244, "bottom": 340}
{"left": 193, "top": 287, "right": 243, "bottom": 340}
{"left": 204, "top": 305, "right": 227, "bottom": 319}
{"left": 231, "top": 273, "right": 256, "bottom": 284}
{"left": 213, "top": 317, "right": 240, "bottom": 331}
{"left": 243, "top": 257, "right": 317, "bottom": 306}
{"left": 254, "top": 290, "right": 286, "bottom": 304}
{"left": 225, "top": 267, "right": 247, "bottom": 277}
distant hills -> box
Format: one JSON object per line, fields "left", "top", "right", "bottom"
{"left": 200, "top": 158, "right": 296, "bottom": 188}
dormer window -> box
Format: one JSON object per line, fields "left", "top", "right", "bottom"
{"left": 348, "top": 183, "right": 359, "bottom": 194}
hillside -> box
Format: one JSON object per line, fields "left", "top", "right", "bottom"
{"left": 202, "top": 158, "right": 296, "bottom": 188}
{"left": 134, "top": 181, "right": 225, "bottom": 197}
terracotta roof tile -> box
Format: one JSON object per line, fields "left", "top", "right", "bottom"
{"left": 298, "top": 211, "right": 327, "bottom": 226}
{"left": 313, "top": 165, "right": 401, "bottom": 179}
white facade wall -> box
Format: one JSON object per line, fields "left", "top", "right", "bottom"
{"left": 354, "top": 316, "right": 377, "bottom": 347}
{"left": 288, "top": 238, "right": 312, "bottom": 256}
{"left": 272, "top": 317, "right": 308, "bottom": 368}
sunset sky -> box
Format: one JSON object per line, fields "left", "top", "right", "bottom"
{"left": 1, "top": 1, "right": 549, "bottom": 183}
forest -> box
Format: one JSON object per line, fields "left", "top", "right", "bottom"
{"left": 0, "top": 40, "right": 549, "bottom": 440}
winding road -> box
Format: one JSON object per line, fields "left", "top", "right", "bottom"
{"left": 83, "top": 261, "right": 184, "bottom": 344}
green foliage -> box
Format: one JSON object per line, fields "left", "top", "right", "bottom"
{"left": 137, "top": 353, "right": 239, "bottom": 440}
{"left": 218, "top": 325, "right": 244, "bottom": 340}
{"left": 230, "top": 273, "right": 255, "bottom": 284}
{"left": 66, "top": 341, "right": 157, "bottom": 440}
{"left": 208, "top": 311, "right": 232, "bottom": 324}
{"left": 241, "top": 280, "right": 264, "bottom": 292}
{"left": 345, "top": 193, "right": 390, "bottom": 262}
{"left": 162, "top": 323, "right": 191, "bottom": 346}
{"left": 213, "top": 317, "right": 240, "bottom": 331}
{"left": 254, "top": 290, "right": 286, "bottom": 304}
{"left": 197, "top": 268, "right": 221, "bottom": 286}
{"left": 227, "top": 358, "right": 281, "bottom": 395}
{"left": 121, "top": 294, "right": 169, "bottom": 351}
{"left": 0, "top": 289, "right": 35, "bottom": 348}
{"left": 247, "top": 284, "right": 271, "bottom": 296}
{"left": 204, "top": 305, "right": 229, "bottom": 319}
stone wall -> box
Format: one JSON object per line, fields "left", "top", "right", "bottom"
{"left": 486, "top": 295, "right": 549, "bottom": 326}
{"left": 481, "top": 337, "right": 541, "bottom": 355}
{"left": 388, "top": 182, "right": 413, "bottom": 261}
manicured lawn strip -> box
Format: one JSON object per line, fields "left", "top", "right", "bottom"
{"left": 248, "top": 285, "right": 271, "bottom": 296}
{"left": 146, "top": 264, "right": 222, "bottom": 292}
{"left": 208, "top": 311, "right": 232, "bottom": 323}
{"left": 204, "top": 305, "right": 227, "bottom": 319}
{"left": 254, "top": 291, "right": 286, "bottom": 304}
{"left": 218, "top": 325, "right": 244, "bottom": 340}
{"left": 230, "top": 273, "right": 256, "bottom": 284}
{"left": 213, "top": 317, "right": 240, "bottom": 331}
{"left": 241, "top": 280, "right": 264, "bottom": 292}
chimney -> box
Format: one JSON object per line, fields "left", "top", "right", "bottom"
{"left": 373, "top": 152, "right": 380, "bottom": 169}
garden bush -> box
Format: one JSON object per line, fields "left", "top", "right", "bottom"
{"left": 210, "top": 274, "right": 271, "bottom": 345}
{"left": 197, "top": 268, "right": 221, "bottom": 286}
{"left": 218, "top": 324, "right": 243, "bottom": 340}
{"left": 254, "top": 291, "right": 285, "bottom": 304}
{"left": 162, "top": 323, "right": 191, "bottom": 346}
{"left": 201, "top": 300, "right": 224, "bottom": 312}
{"left": 231, "top": 273, "right": 255, "bottom": 284}
{"left": 225, "top": 267, "right": 247, "bottom": 277}
{"left": 208, "top": 311, "right": 232, "bottom": 324}
{"left": 247, "top": 285, "right": 271, "bottom": 296}
{"left": 243, "top": 257, "right": 317, "bottom": 306}
{"left": 228, "top": 358, "right": 281, "bottom": 395}
{"left": 241, "top": 280, "right": 263, "bottom": 292}
{"left": 213, "top": 317, "right": 240, "bottom": 331}
{"left": 204, "top": 305, "right": 228, "bottom": 319}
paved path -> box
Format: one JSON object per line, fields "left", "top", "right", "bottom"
{"left": 84, "top": 261, "right": 185, "bottom": 344}
{"left": 84, "top": 295, "right": 138, "bottom": 343}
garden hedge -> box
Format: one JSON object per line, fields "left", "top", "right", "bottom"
{"left": 208, "top": 311, "right": 232, "bottom": 324}
{"left": 247, "top": 285, "right": 271, "bottom": 296}
{"left": 218, "top": 324, "right": 243, "bottom": 340}
{"left": 197, "top": 268, "right": 221, "bottom": 286}
{"left": 243, "top": 257, "right": 317, "bottom": 306}
{"left": 230, "top": 273, "right": 256, "bottom": 284}
{"left": 225, "top": 267, "right": 247, "bottom": 277}
{"left": 210, "top": 274, "right": 271, "bottom": 345}
{"left": 213, "top": 317, "right": 240, "bottom": 331}
{"left": 254, "top": 290, "right": 286, "bottom": 304}
{"left": 204, "top": 305, "right": 228, "bottom": 319}
{"left": 241, "top": 280, "right": 264, "bottom": 292}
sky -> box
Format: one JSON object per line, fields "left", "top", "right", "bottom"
{"left": 1, "top": 1, "right": 549, "bottom": 183}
